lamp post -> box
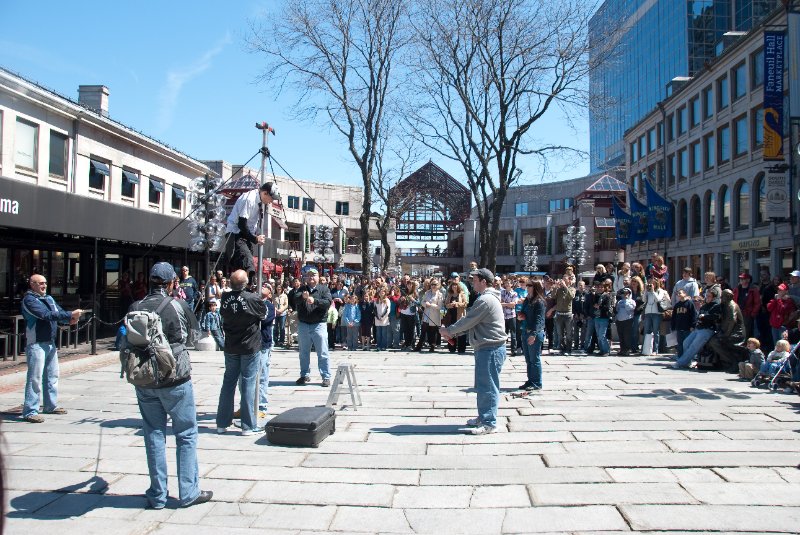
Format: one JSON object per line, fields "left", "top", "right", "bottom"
{"left": 523, "top": 241, "right": 538, "bottom": 276}
{"left": 313, "top": 224, "right": 335, "bottom": 272}
{"left": 563, "top": 225, "right": 588, "bottom": 278}
{"left": 188, "top": 174, "right": 227, "bottom": 285}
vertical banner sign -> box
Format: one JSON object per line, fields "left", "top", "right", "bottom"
{"left": 612, "top": 197, "right": 633, "bottom": 246}
{"left": 644, "top": 180, "right": 674, "bottom": 239}
{"left": 627, "top": 188, "right": 649, "bottom": 243}
{"left": 763, "top": 31, "right": 785, "bottom": 161}
{"left": 765, "top": 170, "right": 790, "bottom": 219}
{"left": 789, "top": 13, "right": 800, "bottom": 118}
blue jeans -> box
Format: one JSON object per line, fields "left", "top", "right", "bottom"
{"left": 474, "top": 344, "right": 506, "bottom": 428}
{"left": 523, "top": 331, "right": 544, "bottom": 388}
{"left": 217, "top": 352, "right": 260, "bottom": 432}
{"left": 643, "top": 314, "right": 662, "bottom": 353}
{"left": 676, "top": 329, "right": 690, "bottom": 359}
{"left": 210, "top": 329, "right": 225, "bottom": 351}
{"left": 594, "top": 318, "right": 610, "bottom": 354}
{"left": 135, "top": 381, "right": 200, "bottom": 508}
{"left": 376, "top": 325, "right": 390, "bottom": 350}
{"left": 274, "top": 315, "right": 286, "bottom": 346}
{"left": 346, "top": 325, "right": 360, "bottom": 350}
{"left": 390, "top": 316, "right": 401, "bottom": 348}
{"left": 675, "top": 328, "right": 715, "bottom": 367}
{"left": 258, "top": 347, "right": 271, "bottom": 410}
{"left": 583, "top": 317, "right": 595, "bottom": 350}
{"left": 298, "top": 321, "right": 331, "bottom": 379}
{"left": 23, "top": 342, "right": 60, "bottom": 417}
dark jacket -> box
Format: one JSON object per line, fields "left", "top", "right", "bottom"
{"left": 697, "top": 299, "right": 722, "bottom": 330}
{"left": 572, "top": 290, "right": 587, "bottom": 318}
{"left": 597, "top": 292, "right": 614, "bottom": 320}
{"left": 21, "top": 291, "right": 73, "bottom": 344}
{"left": 359, "top": 301, "right": 376, "bottom": 327}
{"left": 293, "top": 283, "right": 332, "bottom": 324}
{"left": 584, "top": 290, "right": 601, "bottom": 318}
{"left": 260, "top": 300, "right": 276, "bottom": 351}
{"left": 670, "top": 299, "right": 698, "bottom": 331}
{"left": 130, "top": 290, "right": 200, "bottom": 388}
{"left": 220, "top": 290, "right": 267, "bottom": 355}
{"left": 522, "top": 298, "right": 546, "bottom": 334}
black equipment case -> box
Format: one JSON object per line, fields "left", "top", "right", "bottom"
{"left": 265, "top": 406, "right": 336, "bottom": 447}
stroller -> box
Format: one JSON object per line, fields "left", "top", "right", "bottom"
{"left": 751, "top": 340, "right": 800, "bottom": 391}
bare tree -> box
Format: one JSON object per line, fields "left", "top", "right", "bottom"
{"left": 248, "top": 0, "right": 407, "bottom": 273}
{"left": 409, "top": 0, "right": 608, "bottom": 270}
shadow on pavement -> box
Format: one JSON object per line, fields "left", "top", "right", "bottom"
{"left": 621, "top": 387, "right": 751, "bottom": 400}
{"left": 369, "top": 424, "right": 465, "bottom": 435}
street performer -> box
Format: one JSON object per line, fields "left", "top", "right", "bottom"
{"left": 224, "top": 182, "right": 280, "bottom": 284}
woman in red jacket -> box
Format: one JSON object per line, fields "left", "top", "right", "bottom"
{"left": 767, "top": 283, "right": 796, "bottom": 349}
{"left": 733, "top": 273, "right": 761, "bottom": 339}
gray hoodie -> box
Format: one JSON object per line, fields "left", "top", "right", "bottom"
{"left": 447, "top": 287, "right": 506, "bottom": 350}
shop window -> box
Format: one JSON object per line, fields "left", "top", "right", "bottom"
{"left": 735, "top": 180, "right": 750, "bottom": 229}
{"left": 720, "top": 186, "right": 730, "bottom": 232}
{"left": 691, "top": 195, "right": 701, "bottom": 237}
{"left": 335, "top": 201, "right": 349, "bottom": 215}
{"left": 48, "top": 131, "right": 68, "bottom": 179}
{"left": 705, "top": 191, "right": 716, "bottom": 235}
{"left": 755, "top": 173, "right": 767, "bottom": 225}
{"left": 15, "top": 118, "right": 38, "bottom": 171}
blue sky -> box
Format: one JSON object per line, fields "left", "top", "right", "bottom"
{"left": 0, "top": 1, "right": 590, "bottom": 189}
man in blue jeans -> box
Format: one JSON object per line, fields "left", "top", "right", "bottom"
{"left": 217, "top": 270, "right": 266, "bottom": 436}
{"left": 440, "top": 268, "right": 507, "bottom": 435}
{"left": 128, "top": 262, "right": 211, "bottom": 509}
{"left": 292, "top": 267, "right": 333, "bottom": 387}
{"left": 21, "top": 273, "right": 82, "bottom": 423}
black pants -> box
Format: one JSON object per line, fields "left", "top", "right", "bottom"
{"left": 400, "top": 314, "right": 416, "bottom": 347}
{"left": 616, "top": 319, "right": 633, "bottom": 354}
{"left": 416, "top": 323, "right": 438, "bottom": 350}
{"left": 504, "top": 317, "right": 518, "bottom": 354}
{"left": 225, "top": 233, "right": 255, "bottom": 278}
{"left": 448, "top": 334, "right": 467, "bottom": 354}
{"left": 545, "top": 317, "right": 554, "bottom": 349}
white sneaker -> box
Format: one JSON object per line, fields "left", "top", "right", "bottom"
{"left": 240, "top": 428, "right": 259, "bottom": 436}
{"left": 470, "top": 425, "right": 497, "bottom": 435}
{"left": 466, "top": 417, "right": 481, "bottom": 427}
{"left": 216, "top": 427, "right": 227, "bottom": 434}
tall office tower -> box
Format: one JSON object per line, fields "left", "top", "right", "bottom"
{"left": 588, "top": 0, "right": 778, "bottom": 173}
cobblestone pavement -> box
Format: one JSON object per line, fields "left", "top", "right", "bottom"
{"left": 2, "top": 344, "right": 800, "bottom": 534}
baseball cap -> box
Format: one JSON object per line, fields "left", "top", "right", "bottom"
{"left": 621, "top": 287, "right": 632, "bottom": 294}
{"left": 738, "top": 272, "right": 752, "bottom": 280}
{"left": 304, "top": 267, "right": 319, "bottom": 275}
{"left": 778, "top": 283, "right": 788, "bottom": 291}
{"left": 790, "top": 270, "right": 800, "bottom": 278}
{"left": 150, "top": 262, "right": 176, "bottom": 282}
{"left": 450, "top": 272, "right": 460, "bottom": 279}
{"left": 469, "top": 268, "right": 495, "bottom": 283}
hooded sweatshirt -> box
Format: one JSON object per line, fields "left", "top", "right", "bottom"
{"left": 446, "top": 287, "right": 506, "bottom": 350}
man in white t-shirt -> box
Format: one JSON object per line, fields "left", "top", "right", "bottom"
{"left": 224, "top": 182, "right": 280, "bottom": 283}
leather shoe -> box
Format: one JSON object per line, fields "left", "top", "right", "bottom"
{"left": 183, "top": 490, "right": 213, "bottom": 508}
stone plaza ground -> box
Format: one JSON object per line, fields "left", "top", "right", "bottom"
{"left": 2, "top": 343, "right": 800, "bottom": 534}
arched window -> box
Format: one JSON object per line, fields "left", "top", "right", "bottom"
{"left": 735, "top": 180, "right": 750, "bottom": 229}
{"left": 720, "top": 185, "right": 730, "bottom": 232}
{"left": 678, "top": 200, "right": 688, "bottom": 238}
{"left": 755, "top": 173, "right": 766, "bottom": 224}
{"left": 691, "top": 195, "right": 701, "bottom": 237}
{"left": 705, "top": 191, "right": 716, "bottom": 235}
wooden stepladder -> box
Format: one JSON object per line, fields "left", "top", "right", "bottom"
{"left": 325, "top": 362, "right": 362, "bottom": 410}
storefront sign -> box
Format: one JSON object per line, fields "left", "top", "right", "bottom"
{"left": 765, "top": 170, "right": 790, "bottom": 219}
{"left": 763, "top": 31, "right": 785, "bottom": 161}
{"left": 731, "top": 236, "right": 769, "bottom": 252}
{"left": 0, "top": 196, "right": 20, "bottom": 214}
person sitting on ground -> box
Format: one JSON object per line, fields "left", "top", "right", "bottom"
{"left": 739, "top": 338, "right": 764, "bottom": 380}
{"left": 706, "top": 289, "right": 748, "bottom": 373}
{"left": 753, "top": 339, "right": 792, "bottom": 384}
{"left": 672, "top": 287, "right": 722, "bottom": 369}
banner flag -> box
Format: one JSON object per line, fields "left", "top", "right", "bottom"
{"left": 763, "top": 31, "right": 785, "bottom": 161}
{"left": 644, "top": 180, "right": 674, "bottom": 239}
{"left": 627, "top": 188, "right": 649, "bottom": 243}
{"left": 612, "top": 197, "right": 634, "bottom": 246}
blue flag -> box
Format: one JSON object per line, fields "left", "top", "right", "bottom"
{"left": 644, "top": 180, "right": 674, "bottom": 239}
{"left": 612, "top": 197, "right": 634, "bottom": 246}
{"left": 627, "top": 189, "right": 649, "bottom": 244}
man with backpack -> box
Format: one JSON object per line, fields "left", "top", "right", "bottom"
{"left": 125, "top": 262, "right": 210, "bottom": 510}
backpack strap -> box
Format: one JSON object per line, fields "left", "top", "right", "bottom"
{"left": 155, "top": 296, "right": 173, "bottom": 315}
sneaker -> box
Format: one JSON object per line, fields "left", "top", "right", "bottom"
{"left": 518, "top": 381, "right": 532, "bottom": 390}
{"left": 466, "top": 417, "right": 481, "bottom": 427}
{"left": 216, "top": 427, "right": 227, "bottom": 434}
{"left": 24, "top": 414, "right": 44, "bottom": 423}
{"left": 470, "top": 425, "right": 497, "bottom": 435}
{"left": 240, "top": 428, "right": 258, "bottom": 436}
{"left": 295, "top": 376, "right": 310, "bottom": 385}
{"left": 321, "top": 378, "right": 331, "bottom": 388}
{"left": 525, "top": 384, "right": 540, "bottom": 391}
{"left": 182, "top": 490, "right": 213, "bottom": 508}
{"left": 45, "top": 407, "right": 68, "bottom": 415}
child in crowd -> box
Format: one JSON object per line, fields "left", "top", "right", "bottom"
{"left": 753, "top": 339, "right": 792, "bottom": 386}
{"left": 201, "top": 299, "right": 224, "bottom": 350}
{"left": 359, "top": 289, "right": 376, "bottom": 351}
{"left": 342, "top": 295, "right": 361, "bottom": 351}
{"left": 739, "top": 337, "right": 764, "bottom": 380}
{"left": 614, "top": 288, "right": 635, "bottom": 356}
{"left": 326, "top": 303, "right": 339, "bottom": 351}
{"left": 670, "top": 289, "right": 697, "bottom": 362}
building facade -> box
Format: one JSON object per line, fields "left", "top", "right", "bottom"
{"left": 624, "top": 8, "right": 795, "bottom": 282}
{"left": 589, "top": 0, "right": 779, "bottom": 172}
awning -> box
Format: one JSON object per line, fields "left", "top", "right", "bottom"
{"left": 272, "top": 215, "right": 288, "bottom": 230}
{"left": 173, "top": 188, "right": 186, "bottom": 200}
{"left": 122, "top": 169, "right": 140, "bottom": 185}
{"left": 595, "top": 217, "right": 616, "bottom": 228}
{"left": 90, "top": 159, "right": 110, "bottom": 176}
{"left": 149, "top": 178, "right": 164, "bottom": 192}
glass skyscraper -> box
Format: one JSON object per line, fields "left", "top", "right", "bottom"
{"left": 589, "top": 0, "right": 778, "bottom": 172}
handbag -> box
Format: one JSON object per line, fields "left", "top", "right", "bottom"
{"left": 657, "top": 297, "right": 672, "bottom": 313}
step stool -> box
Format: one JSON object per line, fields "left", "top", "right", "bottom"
{"left": 325, "top": 362, "right": 362, "bottom": 410}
